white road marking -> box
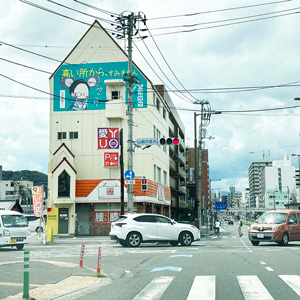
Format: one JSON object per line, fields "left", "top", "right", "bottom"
{"left": 265, "top": 267, "right": 274, "bottom": 272}
{"left": 187, "top": 276, "right": 215, "bottom": 300}
{"left": 132, "top": 276, "right": 174, "bottom": 300}
{"left": 240, "top": 237, "right": 253, "bottom": 253}
{"left": 259, "top": 261, "right": 266, "bottom": 265}
{"left": 279, "top": 275, "right": 300, "bottom": 296}
{"left": 237, "top": 276, "right": 274, "bottom": 300}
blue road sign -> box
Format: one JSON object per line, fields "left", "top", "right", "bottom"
{"left": 125, "top": 170, "right": 135, "bottom": 180}
{"left": 215, "top": 202, "right": 227, "bottom": 211}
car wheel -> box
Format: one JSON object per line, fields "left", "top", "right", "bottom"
{"left": 251, "top": 241, "right": 260, "bottom": 246}
{"left": 179, "top": 232, "right": 193, "bottom": 246}
{"left": 126, "top": 232, "right": 142, "bottom": 247}
{"left": 16, "top": 244, "right": 24, "bottom": 250}
{"left": 169, "top": 241, "right": 178, "bottom": 246}
{"left": 36, "top": 226, "right": 43, "bottom": 233}
{"left": 119, "top": 240, "right": 127, "bottom": 247}
{"left": 279, "top": 232, "right": 289, "bottom": 246}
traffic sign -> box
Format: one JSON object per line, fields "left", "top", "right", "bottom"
{"left": 104, "top": 152, "right": 119, "bottom": 167}
{"left": 136, "top": 138, "right": 158, "bottom": 146}
{"left": 125, "top": 180, "right": 135, "bottom": 185}
{"left": 215, "top": 201, "right": 227, "bottom": 211}
{"left": 125, "top": 170, "right": 135, "bottom": 180}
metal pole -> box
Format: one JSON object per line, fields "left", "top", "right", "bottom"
{"left": 127, "top": 13, "right": 134, "bottom": 214}
{"left": 23, "top": 250, "right": 30, "bottom": 299}
{"left": 194, "top": 113, "right": 199, "bottom": 227}
{"left": 199, "top": 103, "right": 204, "bottom": 227}
{"left": 120, "top": 129, "right": 125, "bottom": 215}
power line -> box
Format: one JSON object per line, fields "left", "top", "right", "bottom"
{"left": 47, "top": 0, "right": 119, "bottom": 26}
{"left": 0, "top": 58, "right": 52, "bottom": 74}
{"left": 73, "top": 0, "right": 119, "bottom": 17}
{"left": 151, "top": 10, "right": 300, "bottom": 37}
{"left": 19, "top": 0, "right": 119, "bottom": 35}
{"left": 137, "top": 37, "right": 194, "bottom": 103}
{"left": 144, "top": 24, "right": 197, "bottom": 102}
{"left": 147, "top": 6, "right": 300, "bottom": 31}
{"left": 148, "top": 0, "right": 292, "bottom": 20}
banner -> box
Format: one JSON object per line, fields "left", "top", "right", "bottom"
{"left": 32, "top": 186, "right": 43, "bottom": 217}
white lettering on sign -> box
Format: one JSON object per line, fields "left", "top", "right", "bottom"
{"left": 137, "top": 84, "right": 143, "bottom": 107}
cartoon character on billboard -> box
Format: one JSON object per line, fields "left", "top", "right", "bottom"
{"left": 60, "top": 74, "right": 101, "bottom": 111}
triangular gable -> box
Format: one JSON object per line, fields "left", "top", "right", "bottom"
{"left": 50, "top": 20, "right": 151, "bottom": 84}
{"left": 52, "top": 157, "right": 77, "bottom": 174}
{"left": 53, "top": 142, "right": 74, "bottom": 157}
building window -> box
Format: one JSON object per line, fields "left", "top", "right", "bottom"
{"left": 163, "top": 108, "right": 166, "bottom": 119}
{"left": 5, "top": 191, "right": 14, "bottom": 195}
{"left": 156, "top": 98, "right": 160, "bottom": 111}
{"left": 153, "top": 94, "right": 156, "bottom": 106}
{"left": 69, "top": 132, "right": 78, "bottom": 140}
{"left": 153, "top": 126, "right": 156, "bottom": 138}
{"left": 111, "top": 90, "right": 120, "bottom": 100}
{"left": 58, "top": 170, "right": 70, "bottom": 197}
{"left": 157, "top": 167, "right": 161, "bottom": 183}
{"left": 163, "top": 171, "right": 167, "bottom": 185}
{"left": 157, "top": 130, "right": 161, "bottom": 147}
{"left": 154, "top": 165, "right": 157, "bottom": 181}
{"left": 58, "top": 132, "right": 67, "bottom": 140}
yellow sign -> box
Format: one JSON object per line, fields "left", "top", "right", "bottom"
{"left": 46, "top": 207, "right": 59, "bottom": 236}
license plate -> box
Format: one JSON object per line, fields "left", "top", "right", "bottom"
{"left": 257, "top": 234, "right": 264, "bottom": 238}
{"left": 10, "top": 239, "right": 16, "bottom": 244}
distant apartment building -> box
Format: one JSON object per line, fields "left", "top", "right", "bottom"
{"left": 260, "top": 154, "right": 297, "bottom": 209}
{"left": 248, "top": 155, "right": 272, "bottom": 208}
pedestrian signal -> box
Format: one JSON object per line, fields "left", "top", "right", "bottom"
{"left": 159, "top": 138, "right": 180, "bottom": 145}
{"left": 141, "top": 178, "right": 148, "bottom": 191}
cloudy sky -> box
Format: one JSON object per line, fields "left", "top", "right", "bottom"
{"left": 1, "top": 0, "right": 300, "bottom": 192}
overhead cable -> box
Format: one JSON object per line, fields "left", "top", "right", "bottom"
{"left": 148, "top": 0, "right": 292, "bottom": 20}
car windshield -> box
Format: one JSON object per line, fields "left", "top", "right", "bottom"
{"left": 1, "top": 215, "right": 28, "bottom": 227}
{"left": 257, "top": 213, "right": 287, "bottom": 224}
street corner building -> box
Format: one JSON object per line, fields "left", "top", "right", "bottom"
{"left": 47, "top": 21, "right": 186, "bottom": 236}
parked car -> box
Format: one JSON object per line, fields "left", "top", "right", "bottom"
{"left": 109, "top": 213, "right": 201, "bottom": 247}
{"left": 24, "top": 215, "right": 45, "bottom": 233}
{"left": 228, "top": 220, "right": 234, "bottom": 225}
{"left": 248, "top": 210, "right": 300, "bottom": 246}
{"left": 0, "top": 210, "right": 30, "bottom": 250}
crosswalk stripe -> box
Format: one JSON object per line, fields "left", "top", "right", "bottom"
{"left": 237, "top": 276, "right": 274, "bottom": 300}
{"left": 187, "top": 276, "right": 215, "bottom": 300}
{"left": 132, "top": 276, "right": 174, "bottom": 300}
{"left": 279, "top": 275, "right": 300, "bottom": 296}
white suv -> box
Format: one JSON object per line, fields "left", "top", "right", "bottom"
{"left": 109, "top": 213, "right": 201, "bottom": 247}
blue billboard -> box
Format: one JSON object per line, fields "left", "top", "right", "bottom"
{"left": 53, "top": 62, "right": 147, "bottom": 111}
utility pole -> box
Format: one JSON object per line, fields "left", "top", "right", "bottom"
{"left": 194, "top": 100, "right": 211, "bottom": 229}
{"left": 117, "top": 12, "right": 146, "bottom": 213}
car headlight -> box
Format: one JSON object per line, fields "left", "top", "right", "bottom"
{"left": 272, "top": 225, "right": 281, "bottom": 230}
{"left": 249, "top": 225, "right": 254, "bottom": 229}
{"left": 27, "top": 228, "right": 31, "bottom": 236}
{"left": 3, "top": 229, "right": 10, "bottom": 236}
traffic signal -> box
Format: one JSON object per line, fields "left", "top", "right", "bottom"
{"left": 159, "top": 137, "right": 179, "bottom": 145}
{"left": 141, "top": 178, "right": 148, "bottom": 191}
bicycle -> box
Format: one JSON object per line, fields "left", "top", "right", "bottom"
{"left": 214, "top": 227, "right": 220, "bottom": 237}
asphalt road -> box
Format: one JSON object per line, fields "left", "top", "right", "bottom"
{"left": 1, "top": 223, "right": 300, "bottom": 299}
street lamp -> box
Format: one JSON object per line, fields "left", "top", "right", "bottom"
{"left": 245, "top": 202, "right": 249, "bottom": 221}
{"left": 291, "top": 154, "right": 300, "bottom": 202}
